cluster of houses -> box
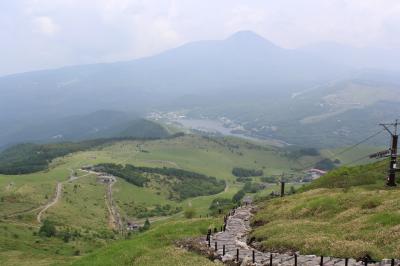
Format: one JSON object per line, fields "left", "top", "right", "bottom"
{"left": 302, "top": 168, "right": 327, "bottom": 182}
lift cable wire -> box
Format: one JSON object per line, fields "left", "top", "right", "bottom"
{"left": 298, "top": 129, "right": 385, "bottom": 171}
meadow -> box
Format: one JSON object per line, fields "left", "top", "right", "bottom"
{"left": 0, "top": 134, "right": 322, "bottom": 265}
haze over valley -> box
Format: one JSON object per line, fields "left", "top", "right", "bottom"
{"left": 1, "top": 1, "right": 400, "bottom": 266}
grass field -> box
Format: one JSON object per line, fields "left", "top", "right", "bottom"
{"left": 1, "top": 134, "right": 322, "bottom": 265}
{"left": 69, "top": 218, "right": 222, "bottom": 266}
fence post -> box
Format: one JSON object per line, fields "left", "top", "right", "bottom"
{"left": 320, "top": 256, "right": 323, "bottom": 266}
{"left": 294, "top": 253, "right": 297, "bottom": 266}
{"left": 345, "top": 258, "right": 348, "bottom": 266}
{"left": 252, "top": 250, "right": 255, "bottom": 263}
{"left": 208, "top": 237, "right": 210, "bottom": 247}
{"left": 270, "top": 253, "right": 273, "bottom": 265}
{"left": 223, "top": 245, "right": 225, "bottom": 256}
{"left": 214, "top": 242, "right": 217, "bottom": 251}
{"left": 236, "top": 249, "right": 239, "bottom": 262}
{"left": 391, "top": 259, "right": 395, "bottom": 266}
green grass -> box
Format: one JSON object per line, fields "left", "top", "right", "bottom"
{"left": 300, "top": 159, "right": 387, "bottom": 191}
{"left": 250, "top": 158, "right": 400, "bottom": 260}
{"left": 69, "top": 218, "right": 222, "bottom": 266}
{"left": 0, "top": 134, "right": 323, "bottom": 265}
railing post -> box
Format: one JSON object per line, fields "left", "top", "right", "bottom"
{"left": 294, "top": 253, "right": 297, "bottom": 266}
{"left": 270, "top": 253, "right": 273, "bottom": 265}
{"left": 252, "top": 250, "right": 255, "bottom": 263}
{"left": 208, "top": 237, "right": 210, "bottom": 247}
{"left": 320, "top": 256, "right": 323, "bottom": 266}
{"left": 236, "top": 249, "right": 239, "bottom": 262}
{"left": 345, "top": 258, "right": 349, "bottom": 266}
{"left": 391, "top": 259, "right": 395, "bottom": 266}
{"left": 214, "top": 242, "right": 217, "bottom": 251}
{"left": 223, "top": 245, "right": 225, "bottom": 256}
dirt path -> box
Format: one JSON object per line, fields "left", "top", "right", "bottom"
{"left": 35, "top": 168, "right": 89, "bottom": 223}
{"left": 204, "top": 205, "right": 397, "bottom": 265}
{"left": 139, "top": 159, "right": 181, "bottom": 169}
{"left": 104, "top": 177, "right": 124, "bottom": 232}
{"left": 37, "top": 182, "right": 63, "bottom": 223}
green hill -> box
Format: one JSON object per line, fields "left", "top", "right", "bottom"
{"left": 0, "top": 134, "right": 324, "bottom": 265}
{"left": 251, "top": 160, "right": 400, "bottom": 260}
{"left": 301, "top": 159, "right": 388, "bottom": 190}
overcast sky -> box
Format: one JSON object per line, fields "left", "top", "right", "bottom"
{"left": 1, "top": 0, "right": 400, "bottom": 76}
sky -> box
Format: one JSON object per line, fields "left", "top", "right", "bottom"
{"left": 1, "top": 0, "right": 400, "bottom": 76}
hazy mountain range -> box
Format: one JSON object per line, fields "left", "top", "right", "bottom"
{"left": 1, "top": 31, "right": 399, "bottom": 148}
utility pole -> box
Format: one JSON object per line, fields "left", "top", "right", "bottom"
{"left": 379, "top": 120, "right": 399, "bottom": 187}
{"left": 280, "top": 172, "right": 285, "bottom": 197}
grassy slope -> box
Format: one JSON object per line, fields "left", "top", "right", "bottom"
{"left": 1, "top": 134, "right": 319, "bottom": 265}
{"left": 252, "top": 159, "right": 400, "bottom": 260}
{"left": 69, "top": 218, "right": 222, "bottom": 266}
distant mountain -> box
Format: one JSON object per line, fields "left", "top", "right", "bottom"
{"left": 0, "top": 110, "right": 169, "bottom": 149}
{"left": 1, "top": 30, "right": 399, "bottom": 148}
{"left": 0, "top": 31, "right": 349, "bottom": 134}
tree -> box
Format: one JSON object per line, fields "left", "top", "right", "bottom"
{"left": 143, "top": 218, "right": 150, "bottom": 230}
{"left": 39, "top": 219, "right": 56, "bottom": 237}
{"left": 184, "top": 207, "right": 196, "bottom": 219}
{"left": 232, "top": 189, "right": 246, "bottom": 203}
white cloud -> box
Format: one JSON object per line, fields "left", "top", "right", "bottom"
{"left": 32, "top": 16, "right": 60, "bottom": 36}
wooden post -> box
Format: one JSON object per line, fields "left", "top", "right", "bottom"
{"left": 270, "top": 253, "right": 273, "bottom": 265}
{"left": 223, "top": 245, "right": 225, "bottom": 256}
{"left": 280, "top": 181, "right": 285, "bottom": 197}
{"left": 236, "top": 249, "right": 239, "bottom": 262}
{"left": 320, "top": 256, "right": 323, "bottom": 266}
{"left": 208, "top": 238, "right": 210, "bottom": 247}
{"left": 391, "top": 259, "right": 395, "bottom": 266}
{"left": 252, "top": 250, "right": 255, "bottom": 263}
{"left": 294, "top": 254, "right": 297, "bottom": 266}
{"left": 345, "top": 258, "right": 349, "bottom": 266}
{"left": 214, "top": 242, "right": 217, "bottom": 251}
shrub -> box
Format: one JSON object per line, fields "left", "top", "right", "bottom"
{"left": 232, "top": 189, "right": 246, "bottom": 203}
{"left": 39, "top": 220, "right": 56, "bottom": 237}
{"left": 184, "top": 207, "right": 196, "bottom": 219}
{"left": 232, "top": 167, "right": 263, "bottom": 177}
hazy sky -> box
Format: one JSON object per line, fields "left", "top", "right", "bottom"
{"left": 1, "top": 0, "right": 400, "bottom": 76}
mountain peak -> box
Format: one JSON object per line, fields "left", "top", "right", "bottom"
{"left": 225, "top": 30, "right": 278, "bottom": 49}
